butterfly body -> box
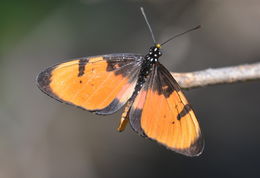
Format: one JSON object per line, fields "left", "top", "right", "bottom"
{"left": 117, "top": 44, "right": 162, "bottom": 131}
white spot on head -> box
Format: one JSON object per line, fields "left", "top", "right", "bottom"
{"left": 154, "top": 48, "right": 158, "bottom": 51}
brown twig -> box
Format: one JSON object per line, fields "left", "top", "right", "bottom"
{"left": 171, "top": 62, "right": 260, "bottom": 89}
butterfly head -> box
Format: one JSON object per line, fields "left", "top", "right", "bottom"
{"left": 146, "top": 44, "right": 162, "bottom": 63}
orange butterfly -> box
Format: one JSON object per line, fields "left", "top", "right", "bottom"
{"left": 37, "top": 7, "right": 204, "bottom": 156}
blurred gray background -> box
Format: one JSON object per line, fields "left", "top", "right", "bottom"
{"left": 1, "top": 0, "right": 260, "bottom": 178}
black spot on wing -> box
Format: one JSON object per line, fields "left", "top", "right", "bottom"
{"left": 104, "top": 54, "right": 143, "bottom": 77}
{"left": 155, "top": 63, "right": 181, "bottom": 98}
{"left": 78, "top": 58, "right": 88, "bottom": 77}
{"left": 106, "top": 61, "right": 124, "bottom": 71}
{"left": 158, "top": 72, "right": 174, "bottom": 98}
{"left": 105, "top": 60, "right": 142, "bottom": 78}
{"left": 177, "top": 104, "right": 192, "bottom": 120}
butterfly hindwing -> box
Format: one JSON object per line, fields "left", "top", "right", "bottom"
{"left": 37, "top": 54, "right": 143, "bottom": 114}
{"left": 129, "top": 63, "right": 204, "bottom": 156}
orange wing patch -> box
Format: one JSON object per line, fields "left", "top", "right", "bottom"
{"left": 129, "top": 63, "right": 203, "bottom": 156}
{"left": 37, "top": 55, "right": 142, "bottom": 114}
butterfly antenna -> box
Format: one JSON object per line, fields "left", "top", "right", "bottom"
{"left": 161, "top": 25, "right": 201, "bottom": 46}
{"left": 140, "top": 7, "right": 156, "bottom": 44}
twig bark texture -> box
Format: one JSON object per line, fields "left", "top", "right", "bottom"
{"left": 171, "top": 62, "right": 260, "bottom": 89}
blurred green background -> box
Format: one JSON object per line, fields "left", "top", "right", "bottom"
{"left": 1, "top": 0, "right": 260, "bottom": 178}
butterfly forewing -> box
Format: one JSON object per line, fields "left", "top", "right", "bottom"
{"left": 37, "top": 54, "right": 143, "bottom": 114}
{"left": 129, "top": 63, "right": 204, "bottom": 156}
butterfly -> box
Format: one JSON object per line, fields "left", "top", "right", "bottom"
{"left": 37, "top": 7, "right": 204, "bottom": 156}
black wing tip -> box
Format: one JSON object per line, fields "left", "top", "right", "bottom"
{"left": 139, "top": 132, "right": 204, "bottom": 157}
{"left": 142, "top": 129, "right": 204, "bottom": 157}
{"left": 36, "top": 68, "right": 67, "bottom": 106}
{"left": 36, "top": 66, "right": 70, "bottom": 107}
{"left": 171, "top": 136, "right": 205, "bottom": 157}
{"left": 36, "top": 67, "right": 53, "bottom": 94}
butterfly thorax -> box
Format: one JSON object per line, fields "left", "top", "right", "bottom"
{"left": 145, "top": 44, "right": 162, "bottom": 63}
